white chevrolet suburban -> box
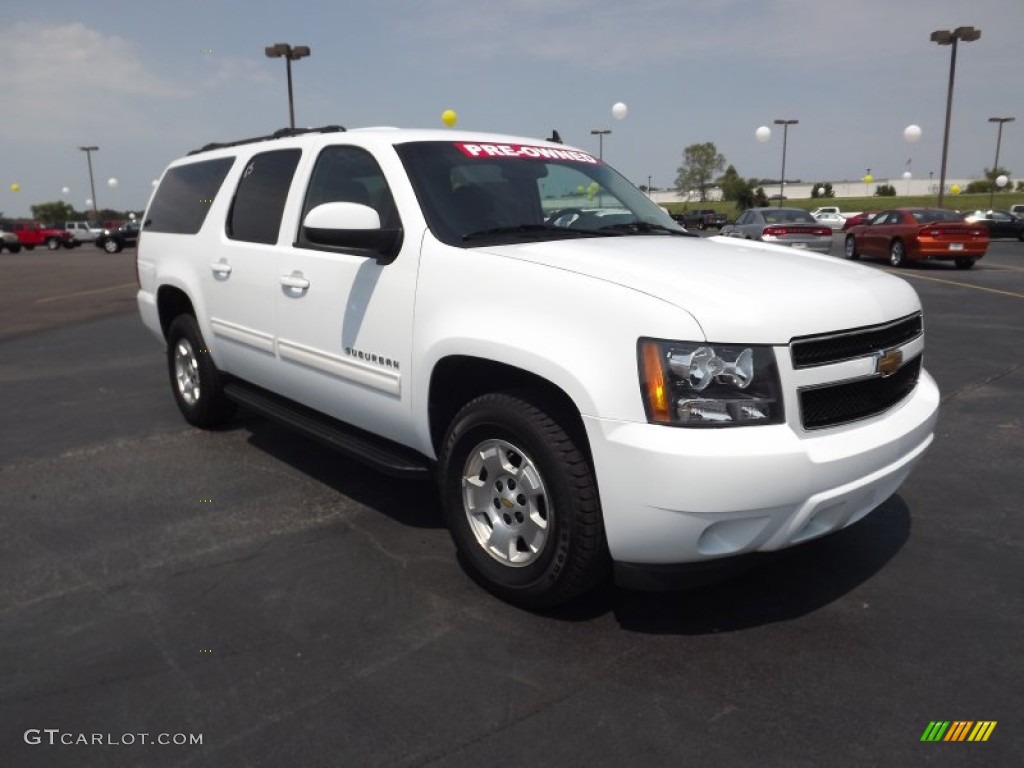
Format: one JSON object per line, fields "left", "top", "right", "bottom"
{"left": 137, "top": 126, "right": 939, "bottom": 607}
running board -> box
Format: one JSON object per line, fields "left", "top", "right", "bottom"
{"left": 223, "top": 381, "right": 431, "bottom": 479}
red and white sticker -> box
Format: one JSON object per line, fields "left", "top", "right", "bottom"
{"left": 455, "top": 142, "right": 598, "bottom": 164}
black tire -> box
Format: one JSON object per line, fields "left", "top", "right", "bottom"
{"left": 103, "top": 238, "right": 122, "bottom": 254}
{"left": 439, "top": 392, "right": 608, "bottom": 608}
{"left": 166, "top": 315, "right": 236, "bottom": 428}
{"left": 843, "top": 235, "right": 859, "bottom": 260}
{"left": 888, "top": 239, "right": 906, "bottom": 267}
{"left": 6, "top": 244, "right": 20, "bottom": 254}
{"left": 46, "top": 237, "right": 61, "bottom": 251}
{"left": 955, "top": 257, "right": 976, "bottom": 270}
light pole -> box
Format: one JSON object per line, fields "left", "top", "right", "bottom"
{"left": 590, "top": 129, "right": 611, "bottom": 160}
{"left": 79, "top": 146, "right": 99, "bottom": 217}
{"left": 987, "top": 116, "right": 1014, "bottom": 209}
{"left": 930, "top": 26, "right": 981, "bottom": 208}
{"left": 264, "top": 43, "right": 311, "bottom": 130}
{"left": 773, "top": 119, "right": 798, "bottom": 206}
{"left": 647, "top": 175, "right": 652, "bottom": 198}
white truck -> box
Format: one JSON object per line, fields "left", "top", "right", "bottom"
{"left": 63, "top": 220, "right": 104, "bottom": 243}
{"left": 137, "top": 126, "right": 939, "bottom": 607}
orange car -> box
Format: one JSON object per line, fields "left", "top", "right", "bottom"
{"left": 842, "top": 208, "right": 988, "bottom": 269}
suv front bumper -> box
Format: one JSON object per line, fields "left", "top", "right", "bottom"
{"left": 584, "top": 369, "right": 939, "bottom": 569}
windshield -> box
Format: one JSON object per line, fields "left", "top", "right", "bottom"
{"left": 395, "top": 140, "right": 685, "bottom": 246}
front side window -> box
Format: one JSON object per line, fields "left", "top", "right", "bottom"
{"left": 227, "top": 149, "right": 301, "bottom": 244}
{"left": 146, "top": 157, "right": 235, "bottom": 234}
{"left": 395, "top": 141, "right": 684, "bottom": 247}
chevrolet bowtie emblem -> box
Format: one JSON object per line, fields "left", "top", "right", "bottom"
{"left": 875, "top": 348, "right": 903, "bottom": 377}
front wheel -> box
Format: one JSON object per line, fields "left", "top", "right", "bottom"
{"left": 889, "top": 240, "right": 906, "bottom": 267}
{"left": 46, "top": 237, "right": 61, "bottom": 250}
{"left": 955, "top": 257, "right": 976, "bottom": 270}
{"left": 102, "top": 238, "right": 122, "bottom": 253}
{"left": 165, "top": 315, "right": 236, "bottom": 428}
{"left": 843, "top": 235, "right": 859, "bottom": 260}
{"left": 439, "top": 393, "right": 608, "bottom": 608}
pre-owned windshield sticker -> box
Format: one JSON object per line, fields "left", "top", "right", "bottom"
{"left": 455, "top": 142, "right": 599, "bottom": 164}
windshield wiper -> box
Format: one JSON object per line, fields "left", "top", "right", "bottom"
{"left": 597, "top": 221, "right": 697, "bottom": 237}
{"left": 462, "top": 224, "right": 620, "bottom": 241}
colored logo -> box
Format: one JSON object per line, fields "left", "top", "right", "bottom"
{"left": 874, "top": 348, "right": 903, "bottom": 377}
{"left": 920, "top": 721, "right": 997, "bottom": 742}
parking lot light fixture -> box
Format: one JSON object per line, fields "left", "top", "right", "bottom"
{"left": 987, "top": 116, "right": 1014, "bottom": 209}
{"left": 264, "top": 43, "right": 311, "bottom": 130}
{"left": 590, "top": 129, "right": 611, "bottom": 160}
{"left": 79, "top": 146, "right": 99, "bottom": 217}
{"left": 930, "top": 26, "right": 981, "bottom": 208}
{"left": 773, "top": 119, "right": 798, "bottom": 206}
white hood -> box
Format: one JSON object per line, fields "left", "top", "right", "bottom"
{"left": 486, "top": 235, "right": 921, "bottom": 344}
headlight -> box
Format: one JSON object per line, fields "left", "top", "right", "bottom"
{"left": 638, "top": 338, "right": 784, "bottom": 427}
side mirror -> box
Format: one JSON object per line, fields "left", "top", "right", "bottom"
{"left": 301, "top": 202, "right": 403, "bottom": 263}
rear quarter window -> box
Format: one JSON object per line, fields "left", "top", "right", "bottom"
{"left": 145, "top": 157, "right": 235, "bottom": 234}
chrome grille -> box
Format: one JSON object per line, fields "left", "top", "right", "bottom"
{"left": 800, "top": 356, "right": 922, "bottom": 430}
{"left": 791, "top": 313, "right": 922, "bottom": 369}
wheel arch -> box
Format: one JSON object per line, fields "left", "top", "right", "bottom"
{"left": 427, "top": 355, "right": 591, "bottom": 463}
{"left": 156, "top": 285, "right": 196, "bottom": 340}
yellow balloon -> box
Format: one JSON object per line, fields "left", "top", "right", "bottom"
{"left": 950, "top": 184, "right": 961, "bottom": 195}
{"left": 10, "top": 183, "right": 20, "bottom": 192}
{"left": 863, "top": 174, "right": 873, "bottom": 184}
{"left": 441, "top": 109, "right": 457, "bottom": 128}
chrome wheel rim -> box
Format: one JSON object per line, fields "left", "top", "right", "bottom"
{"left": 844, "top": 238, "right": 855, "bottom": 258}
{"left": 461, "top": 439, "right": 550, "bottom": 567}
{"left": 889, "top": 243, "right": 903, "bottom": 265}
{"left": 173, "top": 338, "right": 201, "bottom": 406}
{"left": 104, "top": 239, "right": 119, "bottom": 253}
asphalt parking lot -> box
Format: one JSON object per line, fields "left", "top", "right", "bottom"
{"left": 1, "top": 238, "right": 1022, "bottom": 767}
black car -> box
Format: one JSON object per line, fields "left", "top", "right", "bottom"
{"left": 964, "top": 210, "right": 1024, "bottom": 240}
{"left": 95, "top": 222, "right": 140, "bottom": 253}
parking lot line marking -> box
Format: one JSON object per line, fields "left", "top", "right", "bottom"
{"left": 887, "top": 272, "right": 1024, "bottom": 299}
{"left": 36, "top": 282, "right": 137, "bottom": 304}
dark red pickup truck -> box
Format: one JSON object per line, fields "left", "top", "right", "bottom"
{"left": 5, "top": 221, "right": 78, "bottom": 251}
{"left": 671, "top": 209, "right": 727, "bottom": 231}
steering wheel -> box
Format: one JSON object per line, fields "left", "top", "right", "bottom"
{"left": 545, "top": 207, "right": 586, "bottom": 228}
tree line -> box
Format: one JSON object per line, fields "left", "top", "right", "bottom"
{"left": 674, "top": 142, "right": 1018, "bottom": 207}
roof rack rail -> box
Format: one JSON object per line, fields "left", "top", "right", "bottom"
{"left": 187, "top": 125, "right": 346, "bottom": 155}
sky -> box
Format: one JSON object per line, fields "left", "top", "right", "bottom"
{"left": 1, "top": 0, "right": 1021, "bottom": 218}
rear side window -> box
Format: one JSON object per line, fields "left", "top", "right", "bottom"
{"left": 227, "top": 149, "right": 302, "bottom": 244}
{"left": 146, "top": 157, "right": 235, "bottom": 234}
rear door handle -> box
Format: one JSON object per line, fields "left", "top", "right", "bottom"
{"left": 210, "top": 262, "right": 232, "bottom": 276}
{"left": 280, "top": 274, "right": 310, "bottom": 290}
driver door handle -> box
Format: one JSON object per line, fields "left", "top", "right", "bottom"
{"left": 210, "top": 262, "right": 232, "bottom": 276}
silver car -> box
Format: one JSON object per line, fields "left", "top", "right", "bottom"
{"left": 720, "top": 207, "right": 833, "bottom": 254}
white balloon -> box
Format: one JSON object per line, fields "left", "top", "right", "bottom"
{"left": 61, "top": 186, "right": 70, "bottom": 195}
{"left": 904, "top": 124, "right": 922, "bottom": 143}
{"left": 129, "top": 212, "right": 137, "bottom": 220}
{"left": 152, "top": 180, "right": 159, "bottom": 187}
{"left": 816, "top": 187, "right": 825, "bottom": 196}
{"left": 107, "top": 177, "right": 118, "bottom": 188}
{"left": 755, "top": 126, "right": 771, "bottom": 142}
{"left": 85, "top": 199, "right": 93, "bottom": 207}
{"left": 903, "top": 171, "right": 912, "bottom": 180}
{"left": 612, "top": 102, "right": 628, "bottom": 120}
{"left": 996, "top": 174, "right": 1009, "bottom": 188}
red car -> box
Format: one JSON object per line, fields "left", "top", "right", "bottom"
{"left": 841, "top": 211, "right": 879, "bottom": 231}
{"left": 842, "top": 208, "right": 988, "bottom": 269}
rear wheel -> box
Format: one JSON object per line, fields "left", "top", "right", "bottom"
{"left": 955, "top": 257, "right": 976, "bottom": 270}
{"left": 439, "top": 392, "right": 608, "bottom": 608}
{"left": 888, "top": 239, "right": 906, "bottom": 267}
{"left": 843, "top": 235, "right": 859, "bottom": 260}
{"left": 46, "top": 237, "right": 60, "bottom": 250}
{"left": 103, "top": 238, "right": 121, "bottom": 253}
{"left": 166, "top": 315, "right": 236, "bottom": 428}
